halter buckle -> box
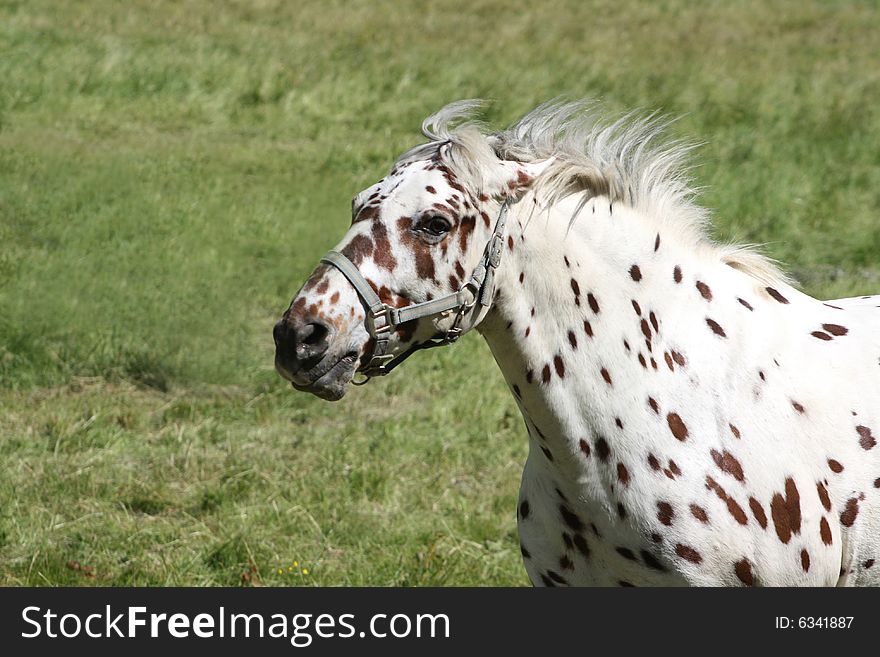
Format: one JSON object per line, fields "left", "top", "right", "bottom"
{"left": 487, "top": 233, "right": 504, "bottom": 269}
{"left": 365, "top": 304, "right": 393, "bottom": 337}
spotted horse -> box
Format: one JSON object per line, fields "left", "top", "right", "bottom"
{"left": 274, "top": 100, "right": 880, "bottom": 586}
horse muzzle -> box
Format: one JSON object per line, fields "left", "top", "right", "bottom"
{"left": 273, "top": 316, "right": 359, "bottom": 401}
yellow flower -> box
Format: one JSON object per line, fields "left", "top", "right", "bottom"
{"left": 277, "top": 569, "right": 283, "bottom": 574}
{"left": 293, "top": 561, "right": 299, "bottom": 567}
{"left": 301, "top": 568, "right": 309, "bottom": 575}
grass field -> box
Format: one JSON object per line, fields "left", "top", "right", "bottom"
{"left": 1, "top": 0, "right": 879, "bottom": 585}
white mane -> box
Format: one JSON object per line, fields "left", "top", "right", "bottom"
{"left": 403, "top": 99, "right": 788, "bottom": 286}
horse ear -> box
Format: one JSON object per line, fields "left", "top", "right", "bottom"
{"left": 491, "top": 158, "right": 555, "bottom": 197}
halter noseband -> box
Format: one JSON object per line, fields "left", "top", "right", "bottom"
{"left": 320, "top": 198, "right": 513, "bottom": 384}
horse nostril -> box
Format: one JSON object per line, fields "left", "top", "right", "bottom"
{"left": 294, "top": 321, "right": 333, "bottom": 370}
{"left": 301, "top": 322, "right": 329, "bottom": 347}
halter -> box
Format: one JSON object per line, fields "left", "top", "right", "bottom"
{"left": 320, "top": 198, "right": 514, "bottom": 384}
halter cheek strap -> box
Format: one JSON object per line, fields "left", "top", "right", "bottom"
{"left": 320, "top": 198, "right": 513, "bottom": 383}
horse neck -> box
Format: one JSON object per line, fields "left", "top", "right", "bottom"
{"left": 476, "top": 194, "right": 753, "bottom": 470}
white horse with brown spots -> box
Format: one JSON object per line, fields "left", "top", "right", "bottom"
{"left": 274, "top": 100, "right": 880, "bottom": 586}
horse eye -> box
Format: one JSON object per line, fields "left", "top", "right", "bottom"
{"left": 423, "top": 215, "right": 451, "bottom": 236}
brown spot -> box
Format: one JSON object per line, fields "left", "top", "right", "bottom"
{"left": 812, "top": 331, "right": 832, "bottom": 341}
{"left": 710, "top": 449, "right": 745, "bottom": 482}
{"left": 615, "top": 417, "right": 624, "bottom": 429}
{"left": 817, "top": 482, "right": 831, "bottom": 512}
{"left": 673, "top": 266, "right": 682, "bottom": 283}
{"left": 648, "top": 454, "right": 660, "bottom": 471}
{"left": 675, "top": 544, "right": 702, "bottom": 564}
{"left": 696, "top": 281, "right": 712, "bottom": 301}
{"left": 864, "top": 559, "right": 875, "bottom": 569}
{"left": 706, "top": 318, "right": 726, "bottom": 337}
{"left": 641, "top": 319, "right": 652, "bottom": 342}
{"left": 840, "top": 497, "right": 860, "bottom": 527}
{"left": 570, "top": 278, "right": 580, "bottom": 297}
{"left": 638, "top": 354, "right": 647, "bottom": 369}
{"left": 792, "top": 401, "right": 805, "bottom": 414}
{"left": 657, "top": 502, "right": 674, "bottom": 526}
{"left": 706, "top": 476, "right": 748, "bottom": 525}
{"left": 559, "top": 554, "right": 574, "bottom": 570}
{"left": 629, "top": 265, "right": 642, "bottom": 282}
{"left": 669, "top": 461, "right": 682, "bottom": 476}
{"left": 642, "top": 550, "right": 666, "bottom": 571}
{"left": 583, "top": 320, "right": 593, "bottom": 337}
{"left": 458, "top": 215, "right": 476, "bottom": 251}
{"left": 690, "top": 504, "right": 709, "bottom": 523}
{"left": 820, "top": 517, "right": 833, "bottom": 545}
{"left": 616, "top": 547, "right": 637, "bottom": 561}
{"left": 541, "top": 365, "right": 551, "bottom": 384}
{"left": 729, "top": 424, "right": 741, "bottom": 439}
{"left": 632, "top": 299, "right": 642, "bottom": 316}
{"left": 800, "top": 549, "right": 810, "bottom": 573}
{"left": 828, "top": 459, "right": 844, "bottom": 473}
{"left": 617, "top": 462, "right": 630, "bottom": 487}
{"left": 749, "top": 497, "right": 768, "bottom": 529}
{"left": 735, "top": 559, "right": 754, "bottom": 586}
{"left": 664, "top": 352, "right": 674, "bottom": 370}
{"left": 648, "top": 397, "right": 659, "bottom": 414}
{"left": 666, "top": 413, "right": 688, "bottom": 441}
{"left": 425, "top": 185, "right": 436, "bottom": 194}
{"left": 766, "top": 287, "right": 789, "bottom": 304}
{"left": 600, "top": 368, "right": 612, "bottom": 386}
{"left": 579, "top": 439, "right": 591, "bottom": 457}
{"left": 340, "top": 233, "right": 375, "bottom": 265}
{"left": 595, "top": 437, "right": 610, "bottom": 461}
{"left": 769, "top": 477, "right": 802, "bottom": 543}
{"left": 654, "top": 233, "right": 661, "bottom": 251}
{"left": 573, "top": 534, "right": 590, "bottom": 558}
{"left": 329, "top": 291, "right": 340, "bottom": 304}
{"left": 568, "top": 330, "right": 578, "bottom": 349}
{"left": 371, "top": 221, "right": 399, "bottom": 271}
{"left": 560, "top": 505, "right": 584, "bottom": 532}
{"left": 737, "top": 298, "right": 754, "bottom": 311}
{"left": 671, "top": 350, "right": 687, "bottom": 367}
{"left": 587, "top": 293, "right": 600, "bottom": 314}
{"left": 650, "top": 311, "right": 659, "bottom": 333}
{"left": 651, "top": 532, "right": 663, "bottom": 544}
{"left": 822, "top": 323, "right": 848, "bottom": 336}
{"left": 546, "top": 570, "right": 568, "bottom": 585}
{"left": 857, "top": 425, "right": 876, "bottom": 450}
{"left": 554, "top": 355, "right": 565, "bottom": 378}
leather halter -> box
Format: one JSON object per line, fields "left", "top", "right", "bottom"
{"left": 320, "top": 198, "right": 513, "bottom": 384}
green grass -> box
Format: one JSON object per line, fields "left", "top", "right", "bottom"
{"left": 1, "top": 0, "right": 879, "bottom": 585}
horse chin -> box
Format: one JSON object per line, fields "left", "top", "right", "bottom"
{"left": 291, "top": 351, "right": 359, "bottom": 402}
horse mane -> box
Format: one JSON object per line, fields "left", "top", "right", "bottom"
{"left": 403, "top": 99, "right": 789, "bottom": 287}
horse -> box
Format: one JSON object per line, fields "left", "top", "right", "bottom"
{"left": 273, "top": 100, "right": 880, "bottom": 586}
